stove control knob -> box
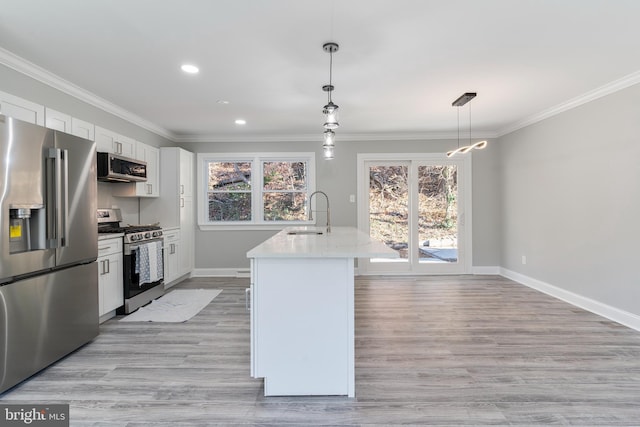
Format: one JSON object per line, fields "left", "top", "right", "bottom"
{"left": 129, "top": 234, "right": 138, "bottom": 242}
{"left": 153, "top": 231, "right": 163, "bottom": 238}
{"left": 144, "top": 232, "right": 151, "bottom": 239}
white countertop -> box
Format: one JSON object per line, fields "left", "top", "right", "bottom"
{"left": 247, "top": 226, "right": 399, "bottom": 259}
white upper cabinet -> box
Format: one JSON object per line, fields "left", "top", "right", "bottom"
{"left": 0, "top": 90, "right": 45, "bottom": 125}
{"left": 45, "top": 108, "right": 71, "bottom": 132}
{"left": 112, "top": 141, "right": 160, "bottom": 198}
{"left": 71, "top": 117, "right": 95, "bottom": 141}
{"left": 46, "top": 108, "right": 95, "bottom": 141}
{"left": 135, "top": 142, "right": 160, "bottom": 197}
{"left": 95, "top": 126, "right": 135, "bottom": 157}
{"left": 179, "top": 149, "right": 193, "bottom": 198}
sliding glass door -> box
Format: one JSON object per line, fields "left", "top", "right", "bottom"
{"left": 357, "top": 154, "right": 471, "bottom": 275}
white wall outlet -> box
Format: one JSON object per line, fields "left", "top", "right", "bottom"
{"left": 349, "top": 194, "right": 356, "bottom": 203}
{"left": 521, "top": 255, "right": 527, "bottom": 265}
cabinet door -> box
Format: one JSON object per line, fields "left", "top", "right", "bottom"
{"left": 116, "top": 134, "right": 135, "bottom": 158}
{"left": 165, "top": 239, "right": 180, "bottom": 284}
{"left": 45, "top": 108, "right": 71, "bottom": 132}
{"left": 71, "top": 117, "right": 95, "bottom": 141}
{"left": 179, "top": 149, "right": 194, "bottom": 198}
{"left": 95, "top": 126, "right": 117, "bottom": 153}
{"left": 95, "top": 126, "right": 135, "bottom": 156}
{"left": 135, "top": 142, "right": 159, "bottom": 197}
{"left": 178, "top": 197, "right": 194, "bottom": 276}
{"left": 98, "top": 253, "right": 123, "bottom": 316}
{"left": 0, "top": 91, "right": 45, "bottom": 125}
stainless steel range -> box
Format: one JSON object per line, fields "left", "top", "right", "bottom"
{"left": 97, "top": 208, "right": 164, "bottom": 313}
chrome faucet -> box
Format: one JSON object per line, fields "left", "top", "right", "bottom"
{"left": 308, "top": 190, "right": 331, "bottom": 233}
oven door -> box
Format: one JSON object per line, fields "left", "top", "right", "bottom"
{"left": 123, "top": 238, "right": 164, "bottom": 299}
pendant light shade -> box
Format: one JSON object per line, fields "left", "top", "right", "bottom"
{"left": 323, "top": 129, "right": 336, "bottom": 146}
{"left": 323, "top": 101, "right": 339, "bottom": 129}
{"left": 323, "top": 145, "right": 335, "bottom": 160}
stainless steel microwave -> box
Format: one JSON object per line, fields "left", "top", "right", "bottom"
{"left": 97, "top": 152, "right": 147, "bottom": 182}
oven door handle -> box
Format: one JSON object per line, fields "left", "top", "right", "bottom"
{"left": 125, "top": 240, "right": 164, "bottom": 255}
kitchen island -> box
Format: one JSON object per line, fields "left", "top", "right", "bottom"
{"left": 246, "top": 226, "right": 398, "bottom": 397}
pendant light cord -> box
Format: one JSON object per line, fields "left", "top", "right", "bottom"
{"left": 328, "top": 51, "right": 333, "bottom": 103}
{"left": 457, "top": 107, "right": 460, "bottom": 149}
{"left": 469, "top": 103, "right": 472, "bottom": 145}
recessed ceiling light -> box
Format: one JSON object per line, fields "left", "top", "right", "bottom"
{"left": 217, "top": 100, "right": 230, "bottom": 105}
{"left": 235, "top": 119, "right": 246, "bottom": 125}
{"left": 181, "top": 64, "right": 199, "bottom": 74}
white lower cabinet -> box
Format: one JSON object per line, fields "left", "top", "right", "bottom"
{"left": 178, "top": 196, "right": 194, "bottom": 276}
{"left": 98, "top": 237, "right": 123, "bottom": 322}
{"left": 163, "top": 227, "right": 181, "bottom": 288}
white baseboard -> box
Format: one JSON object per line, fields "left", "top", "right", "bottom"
{"left": 472, "top": 266, "right": 500, "bottom": 275}
{"left": 192, "top": 268, "right": 250, "bottom": 278}
{"left": 500, "top": 268, "right": 640, "bottom": 332}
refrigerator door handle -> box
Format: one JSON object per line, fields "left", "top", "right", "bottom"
{"left": 60, "top": 149, "right": 69, "bottom": 247}
{"left": 45, "top": 148, "right": 60, "bottom": 248}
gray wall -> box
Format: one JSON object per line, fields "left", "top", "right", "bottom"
{"left": 0, "top": 64, "right": 175, "bottom": 223}
{"left": 0, "top": 64, "right": 173, "bottom": 147}
{"left": 180, "top": 138, "right": 501, "bottom": 271}
{"left": 498, "top": 83, "right": 640, "bottom": 316}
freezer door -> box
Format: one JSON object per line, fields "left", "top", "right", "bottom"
{"left": 0, "top": 262, "right": 99, "bottom": 394}
{"left": 0, "top": 115, "right": 56, "bottom": 281}
{"left": 54, "top": 131, "right": 98, "bottom": 266}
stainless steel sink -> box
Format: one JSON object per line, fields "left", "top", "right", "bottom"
{"left": 287, "top": 230, "right": 323, "bottom": 235}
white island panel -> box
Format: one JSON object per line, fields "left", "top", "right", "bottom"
{"left": 254, "top": 257, "right": 353, "bottom": 396}
{"left": 248, "top": 226, "right": 397, "bottom": 397}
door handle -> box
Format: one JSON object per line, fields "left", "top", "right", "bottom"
{"left": 245, "top": 287, "right": 251, "bottom": 311}
{"left": 105, "top": 258, "right": 110, "bottom": 274}
{"left": 60, "top": 149, "right": 69, "bottom": 247}
{"left": 45, "top": 147, "right": 63, "bottom": 249}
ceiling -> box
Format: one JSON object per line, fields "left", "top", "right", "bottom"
{"left": 1, "top": 0, "right": 640, "bottom": 143}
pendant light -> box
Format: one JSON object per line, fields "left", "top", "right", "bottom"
{"left": 322, "top": 42, "right": 339, "bottom": 159}
{"left": 322, "top": 42, "right": 339, "bottom": 129}
{"left": 446, "top": 92, "right": 488, "bottom": 157}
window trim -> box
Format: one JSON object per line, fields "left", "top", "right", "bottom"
{"left": 197, "top": 152, "right": 316, "bottom": 231}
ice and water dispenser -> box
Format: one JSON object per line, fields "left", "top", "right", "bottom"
{"left": 8, "top": 205, "right": 46, "bottom": 254}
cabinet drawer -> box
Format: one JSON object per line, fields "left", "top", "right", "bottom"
{"left": 163, "top": 228, "right": 180, "bottom": 243}
{"left": 98, "top": 238, "right": 123, "bottom": 256}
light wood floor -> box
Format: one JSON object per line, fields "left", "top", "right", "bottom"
{"left": 2, "top": 275, "right": 640, "bottom": 426}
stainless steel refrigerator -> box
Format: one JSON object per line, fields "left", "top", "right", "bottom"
{"left": 0, "top": 114, "right": 98, "bottom": 394}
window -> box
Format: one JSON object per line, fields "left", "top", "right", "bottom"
{"left": 197, "top": 153, "right": 315, "bottom": 229}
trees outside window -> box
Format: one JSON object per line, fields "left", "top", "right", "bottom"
{"left": 199, "top": 153, "right": 315, "bottom": 228}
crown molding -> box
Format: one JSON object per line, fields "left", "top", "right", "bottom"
{"left": 0, "top": 47, "right": 176, "bottom": 141}
{"left": 497, "top": 70, "right": 640, "bottom": 137}
{"left": 174, "top": 130, "right": 498, "bottom": 144}
{"left": 3, "top": 47, "right": 638, "bottom": 144}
